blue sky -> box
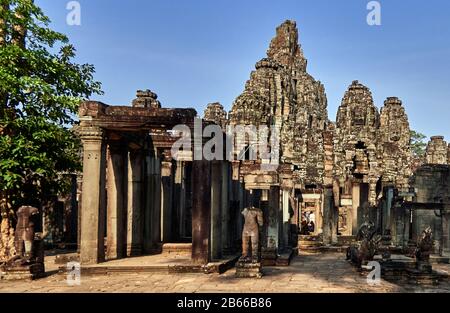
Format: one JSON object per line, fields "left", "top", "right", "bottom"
{"left": 37, "top": 0, "right": 450, "bottom": 140}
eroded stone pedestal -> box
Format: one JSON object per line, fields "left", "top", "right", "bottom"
{"left": 235, "top": 260, "right": 263, "bottom": 278}
{"left": 261, "top": 247, "right": 277, "bottom": 266}
{"left": 0, "top": 263, "right": 45, "bottom": 281}
{"left": 372, "top": 255, "right": 448, "bottom": 286}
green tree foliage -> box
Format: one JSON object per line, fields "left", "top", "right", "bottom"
{"left": 410, "top": 130, "right": 427, "bottom": 158}
{"left": 0, "top": 0, "right": 102, "bottom": 216}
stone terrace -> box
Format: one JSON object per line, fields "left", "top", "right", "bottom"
{"left": 1, "top": 252, "right": 449, "bottom": 293}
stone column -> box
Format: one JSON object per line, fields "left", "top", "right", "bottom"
{"left": 404, "top": 208, "right": 411, "bottom": 247}
{"left": 281, "top": 189, "right": 290, "bottom": 248}
{"left": 146, "top": 154, "right": 161, "bottom": 252}
{"left": 173, "top": 160, "right": 186, "bottom": 241}
{"left": 323, "top": 187, "right": 337, "bottom": 245}
{"left": 267, "top": 186, "right": 280, "bottom": 252}
{"left": 126, "top": 149, "right": 143, "bottom": 256}
{"left": 383, "top": 187, "right": 394, "bottom": 234}
{"left": 192, "top": 160, "right": 211, "bottom": 264}
{"left": 230, "top": 161, "right": 241, "bottom": 249}
{"left": 79, "top": 127, "right": 106, "bottom": 264}
{"left": 143, "top": 154, "right": 154, "bottom": 253}
{"left": 210, "top": 161, "right": 223, "bottom": 260}
{"left": 160, "top": 159, "right": 173, "bottom": 242}
{"left": 238, "top": 179, "right": 245, "bottom": 241}
{"left": 392, "top": 204, "right": 403, "bottom": 246}
{"left": 442, "top": 210, "right": 450, "bottom": 255}
{"left": 106, "top": 141, "right": 127, "bottom": 260}
{"left": 352, "top": 183, "right": 360, "bottom": 235}
{"left": 221, "top": 162, "right": 230, "bottom": 254}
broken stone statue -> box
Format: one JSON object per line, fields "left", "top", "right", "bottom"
{"left": 414, "top": 226, "right": 434, "bottom": 272}
{"left": 346, "top": 221, "right": 381, "bottom": 267}
{"left": 0, "top": 206, "right": 45, "bottom": 280}
{"left": 236, "top": 206, "right": 264, "bottom": 278}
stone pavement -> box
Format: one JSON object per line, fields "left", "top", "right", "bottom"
{"left": 0, "top": 252, "right": 449, "bottom": 293}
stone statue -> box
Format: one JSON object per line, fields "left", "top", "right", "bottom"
{"left": 347, "top": 221, "right": 381, "bottom": 266}
{"left": 415, "top": 227, "right": 433, "bottom": 262}
{"left": 8, "top": 206, "right": 39, "bottom": 266}
{"left": 241, "top": 206, "right": 264, "bottom": 263}
{"left": 0, "top": 206, "right": 46, "bottom": 279}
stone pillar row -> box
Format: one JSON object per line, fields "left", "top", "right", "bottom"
{"left": 80, "top": 127, "right": 155, "bottom": 264}
{"left": 105, "top": 143, "right": 145, "bottom": 260}
{"left": 80, "top": 127, "right": 236, "bottom": 265}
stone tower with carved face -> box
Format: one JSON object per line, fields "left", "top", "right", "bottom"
{"left": 229, "top": 20, "right": 328, "bottom": 187}
{"left": 334, "top": 80, "right": 380, "bottom": 206}
{"left": 378, "top": 97, "right": 412, "bottom": 189}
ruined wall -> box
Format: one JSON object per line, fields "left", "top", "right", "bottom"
{"left": 426, "top": 136, "right": 448, "bottom": 165}
{"left": 411, "top": 165, "right": 450, "bottom": 251}
{"left": 229, "top": 20, "right": 328, "bottom": 186}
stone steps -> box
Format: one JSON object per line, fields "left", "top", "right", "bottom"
{"left": 430, "top": 255, "right": 450, "bottom": 264}
{"left": 337, "top": 236, "right": 357, "bottom": 246}
{"left": 0, "top": 263, "right": 45, "bottom": 281}
{"left": 162, "top": 243, "right": 192, "bottom": 255}
{"left": 298, "top": 235, "right": 323, "bottom": 251}
{"left": 58, "top": 255, "right": 239, "bottom": 276}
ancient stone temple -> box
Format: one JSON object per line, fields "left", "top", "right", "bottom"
{"left": 71, "top": 20, "right": 450, "bottom": 271}
{"left": 224, "top": 21, "right": 420, "bottom": 253}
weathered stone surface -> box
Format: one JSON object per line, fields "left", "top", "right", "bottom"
{"left": 426, "top": 136, "right": 448, "bottom": 165}
{"left": 203, "top": 102, "right": 227, "bottom": 128}
{"left": 448, "top": 144, "right": 450, "bottom": 164}
{"left": 235, "top": 260, "right": 263, "bottom": 278}
{"left": 132, "top": 89, "right": 161, "bottom": 109}
{"left": 0, "top": 215, "right": 15, "bottom": 262}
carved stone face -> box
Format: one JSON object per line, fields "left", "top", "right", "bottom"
{"left": 352, "top": 106, "right": 366, "bottom": 127}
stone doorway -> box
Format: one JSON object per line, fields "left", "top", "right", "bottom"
{"left": 351, "top": 182, "right": 369, "bottom": 235}
{"left": 299, "top": 192, "right": 322, "bottom": 236}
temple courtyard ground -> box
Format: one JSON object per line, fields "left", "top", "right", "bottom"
{"left": 1, "top": 252, "right": 449, "bottom": 293}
